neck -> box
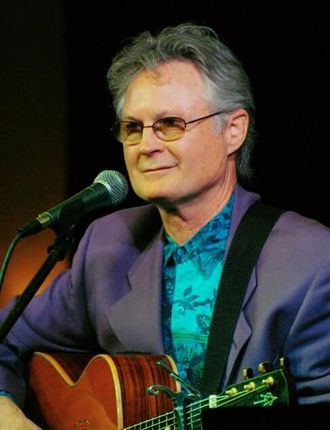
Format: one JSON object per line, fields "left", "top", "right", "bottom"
{"left": 158, "top": 178, "right": 236, "bottom": 245}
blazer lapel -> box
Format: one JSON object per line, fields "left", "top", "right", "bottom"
{"left": 220, "top": 184, "right": 260, "bottom": 384}
{"left": 106, "top": 229, "right": 165, "bottom": 353}
{"left": 222, "top": 269, "right": 257, "bottom": 386}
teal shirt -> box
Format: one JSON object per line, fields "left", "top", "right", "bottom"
{"left": 162, "top": 194, "right": 234, "bottom": 388}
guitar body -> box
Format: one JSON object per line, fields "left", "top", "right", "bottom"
{"left": 26, "top": 352, "right": 179, "bottom": 429}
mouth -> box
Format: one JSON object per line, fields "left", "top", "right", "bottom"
{"left": 141, "top": 165, "right": 176, "bottom": 173}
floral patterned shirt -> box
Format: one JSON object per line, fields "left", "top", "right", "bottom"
{"left": 162, "top": 193, "right": 234, "bottom": 388}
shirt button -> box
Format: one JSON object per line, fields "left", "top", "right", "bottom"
{"left": 180, "top": 369, "right": 188, "bottom": 380}
{"left": 177, "top": 247, "right": 185, "bottom": 256}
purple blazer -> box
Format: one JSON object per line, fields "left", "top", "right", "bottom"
{"left": 1, "top": 184, "right": 330, "bottom": 406}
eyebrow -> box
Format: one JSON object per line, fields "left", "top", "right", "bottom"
{"left": 121, "top": 110, "right": 183, "bottom": 123}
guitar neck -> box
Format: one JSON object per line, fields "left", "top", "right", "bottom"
{"left": 125, "top": 409, "right": 176, "bottom": 430}
{"left": 126, "top": 366, "right": 290, "bottom": 430}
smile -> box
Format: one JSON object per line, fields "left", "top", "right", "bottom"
{"left": 141, "top": 166, "right": 176, "bottom": 173}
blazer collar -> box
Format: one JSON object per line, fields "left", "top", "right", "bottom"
{"left": 106, "top": 228, "right": 166, "bottom": 353}
{"left": 221, "top": 184, "right": 260, "bottom": 384}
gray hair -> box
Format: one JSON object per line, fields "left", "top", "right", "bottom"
{"left": 107, "top": 23, "right": 256, "bottom": 181}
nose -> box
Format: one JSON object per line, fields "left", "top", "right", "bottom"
{"left": 138, "top": 127, "right": 165, "bottom": 154}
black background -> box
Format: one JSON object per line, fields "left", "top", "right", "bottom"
{"left": 1, "top": 0, "right": 329, "bottom": 238}
{"left": 64, "top": 1, "right": 330, "bottom": 230}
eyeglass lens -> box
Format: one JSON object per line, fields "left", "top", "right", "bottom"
{"left": 114, "top": 117, "right": 186, "bottom": 144}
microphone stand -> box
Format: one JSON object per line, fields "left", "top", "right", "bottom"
{"left": 0, "top": 226, "right": 75, "bottom": 343}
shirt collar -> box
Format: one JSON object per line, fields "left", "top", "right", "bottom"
{"left": 163, "top": 193, "right": 235, "bottom": 276}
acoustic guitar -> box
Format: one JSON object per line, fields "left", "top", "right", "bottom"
{"left": 26, "top": 352, "right": 290, "bottom": 429}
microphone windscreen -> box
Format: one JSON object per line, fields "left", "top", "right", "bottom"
{"left": 94, "top": 170, "right": 129, "bottom": 205}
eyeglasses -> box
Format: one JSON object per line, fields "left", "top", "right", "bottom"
{"left": 111, "top": 110, "right": 231, "bottom": 145}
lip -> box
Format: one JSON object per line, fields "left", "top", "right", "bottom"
{"left": 141, "top": 165, "right": 176, "bottom": 173}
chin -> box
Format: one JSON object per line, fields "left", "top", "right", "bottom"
{"left": 133, "top": 181, "right": 171, "bottom": 200}
{"left": 135, "top": 189, "right": 174, "bottom": 206}
{"left": 140, "top": 194, "right": 172, "bottom": 205}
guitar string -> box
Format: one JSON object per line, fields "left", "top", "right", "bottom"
{"left": 125, "top": 374, "right": 283, "bottom": 429}
{"left": 124, "top": 388, "right": 257, "bottom": 430}
{"left": 124, "top": 409, "right": 177, "bottom": 430}
{"left": 185, "top": 384, "right": 276, "bottom": 428}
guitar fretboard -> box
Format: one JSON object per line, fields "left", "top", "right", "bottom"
{"left": 125, "top": 379, "right": 285, "bottom": 430}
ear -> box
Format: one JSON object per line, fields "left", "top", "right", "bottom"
{"left": 224, "top": 109, "right": 249, "bottom": 155}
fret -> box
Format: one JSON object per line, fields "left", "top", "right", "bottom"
{"left": 125, "top": 410, "right": 177, "bottom": 430}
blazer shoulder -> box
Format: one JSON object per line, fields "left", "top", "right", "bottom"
{"left": 267, "top": 209, "right": 330, "bottom": 263}
{"left": 276, "top": 209, "right": 330, "bottom": 238}
{"left": 85, "top": 204, "right": 162, "bottom": 248}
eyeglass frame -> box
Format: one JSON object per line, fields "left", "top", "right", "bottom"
{"left": 111, "top": 109, "right": 233, "bottom": 145}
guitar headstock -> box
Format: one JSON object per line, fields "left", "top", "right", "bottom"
{"left": 217, "top": 357, "right": 292, "bottom": 408}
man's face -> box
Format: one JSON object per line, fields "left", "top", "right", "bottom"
{"left": 121, "top": 60, "right": 242, "bottom": 210}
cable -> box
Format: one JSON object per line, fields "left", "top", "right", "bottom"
{"left": 0, "top": 231, "right": 24, "bottom": 292}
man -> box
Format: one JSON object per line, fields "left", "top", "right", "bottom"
{"left": 0, "top": 22, "right": 329, "bottom": 429}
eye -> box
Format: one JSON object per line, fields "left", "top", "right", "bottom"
{"left": 159, "top": 117, "right": 185, "bottom": 129}
{"left": 125, "top": 122, "right": 142, "bottom": 135}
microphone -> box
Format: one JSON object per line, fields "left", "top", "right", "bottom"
{"left": 19, "top": 170, "right": 129, "bottom": 237}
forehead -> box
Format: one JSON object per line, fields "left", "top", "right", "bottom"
{"left": 123, "top": 60, "right": 210, "bottom": 116}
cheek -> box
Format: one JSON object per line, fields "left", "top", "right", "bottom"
{"left": 192, "top": 137, "right": 227, "bottom": 175}
{"left": 123, "top": 149, "right": 137, "bottom": 171}
{"left": 123, "top": 149, "right": 139, "bottom": 185}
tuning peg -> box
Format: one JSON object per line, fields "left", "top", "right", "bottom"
{"left": 279, "top": 356, "right": 289, "bottom": 369}
{"left": 242, "top": 367, "right": 254, "bottom": 379}
{"left": 257, "top": 361, "right": 273, "bottom": 373}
